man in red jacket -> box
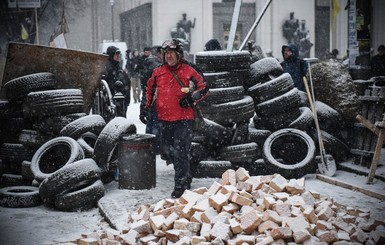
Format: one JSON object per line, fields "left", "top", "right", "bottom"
{"left": 140, "top": 39, "right": 208, "bottom": 198}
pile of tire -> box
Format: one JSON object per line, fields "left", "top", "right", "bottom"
{"left": 193, "top": 54, "right": 350, "bottom": 179}
{"left": 0, "top": 72, "right": 136, "bottom": 211}
{"left": 192, "top": 51, "right": 258, "bottom": 178}
{"left": 248, "top": 58, "right": 350, "bottom": 176}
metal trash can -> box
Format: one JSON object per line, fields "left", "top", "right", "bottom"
{"left": 118, "top": 134, "right": 156, "bottom": 189}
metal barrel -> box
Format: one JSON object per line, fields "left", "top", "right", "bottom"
{"left": 118, "top": 134, "right": 156, "bottom": 189}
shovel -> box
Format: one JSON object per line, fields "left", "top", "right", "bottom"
{"left": 303, "top": 58, "right": 336, "bottom": 177}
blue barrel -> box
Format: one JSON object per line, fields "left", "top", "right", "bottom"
{"left": 118, "top": 134, "right": 156, "bottom": 189}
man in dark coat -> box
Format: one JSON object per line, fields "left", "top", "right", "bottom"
{"left": 370, "top": 44, "right": 385, "bottom": 77}
{"left": 104, "top": 45, "right": 131, "bottom": 117}
{"left": 140, "top": 45, "right": 163, "bottom": 153}
{"left": 281, "top": 44, "right": 308, "bottom": 92}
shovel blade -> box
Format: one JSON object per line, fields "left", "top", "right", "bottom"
{"left": 316, "top": 154, "right": 336, "bottom": 177}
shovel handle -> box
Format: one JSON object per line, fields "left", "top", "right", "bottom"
{"left": 303, "top": 77, "right": 326, "bottom": 155}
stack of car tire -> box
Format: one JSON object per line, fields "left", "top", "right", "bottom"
{"left": 192, "top": 51, "right": 258, "bottom": 177}
{"left": 193, "top": 54, "right": 350, "bottom": 179}
{"left": 0, "top": 72, "right": 136, "bottom": 211}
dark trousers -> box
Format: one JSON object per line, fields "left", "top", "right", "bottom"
{"left": 159, "top": 120, "right": 193, "bottom": 189}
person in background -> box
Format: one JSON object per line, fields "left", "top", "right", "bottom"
{"left": 370, "top": 44, "right": 385, "bottom": 77}
{"left": 142, "top": 46, "right": 163, "bottom": 90}
{"left": 104, "top": 45, "right": 131, "bottom": 117}
{"left": 140, "top": 47, "right": 152, "bottom": 91}
{"left": 128, "top": 49, "right": 143, "bottom": 103}
{"left": 281, "top": 43, "right": 308, "bottom": 92}
{"left": 330, "top": 49, "right": 340, "bottom": 60}
{"left": 140, "top": 45, "right": 163, "bottom": 153}
{"left": 140, "top": 38, "right": 208, "bottom": 198}
{"left": 204, "top": 39, "right": 222, "bottom": 51}
{"left": 124, "top": 49, "right": 132, "bottom": 73}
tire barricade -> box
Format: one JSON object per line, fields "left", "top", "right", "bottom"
{"left": 193, "top": 53, "right": 351, "bottom": 179}
{"left": 0, "top": 72, "right": 136, "bottom": 210}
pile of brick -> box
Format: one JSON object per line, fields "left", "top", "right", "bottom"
{"left": 77, "top": 168, "right": 385, "bottom": 245}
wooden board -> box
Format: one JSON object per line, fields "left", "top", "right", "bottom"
{"left": 0, "top": 42, "right": 108, "bottom": 112}
{"left": 316, "top": 174, "right": 385, "bottom": 201}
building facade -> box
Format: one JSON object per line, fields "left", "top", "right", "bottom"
{"left": 3, "top": 0, "right": 384, "bottom": 65}
{"left": 113, "top": 0, "right": 384, "bottom": 64}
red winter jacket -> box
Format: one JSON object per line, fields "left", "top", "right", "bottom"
{"left": 145, "top": 62, "right": 207, "bottom": 122}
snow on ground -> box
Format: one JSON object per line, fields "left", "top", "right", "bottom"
{"left": 0, "top": 101, "right": 384, "bottom": 245}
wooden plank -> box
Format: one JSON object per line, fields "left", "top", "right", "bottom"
{"left": 350, "top": 148, "right": 374, "bottom": 156}
{"left": 356, "top": 114, "right": 380, "bottom": 136}
{"left": 316, "top": 174, "right": 385, "bottom": 201}
{"left": 366, "top": 92, "right": 378, "bottom": 159}
{"left": 360, "top": 91, "right": 371, "bottom": 165}
{"left": 367, "top": 128, "right": 385, "bottom": 183}
{"left": 358, "top": 96, "right": 384, "bottom": 102}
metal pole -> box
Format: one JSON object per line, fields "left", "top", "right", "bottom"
{"left": 111, "top": 0, "right": 114, "bottom": 41}
{"left": 238, "top": 0, "right": 272, "bottom": 51}
{"left": 226, "top": 0, "right": 242, "bottom": 52}
{"left": 35, "top": 8, "right": 39, "bottom": 44}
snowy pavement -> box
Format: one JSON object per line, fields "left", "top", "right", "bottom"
{"left": 0, "top": 101, "right": 384, "bottom": 245}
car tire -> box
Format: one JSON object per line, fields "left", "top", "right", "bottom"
{"left": 195, "top": 51, "right": 251, "bottom": 72}
{"left": 263, "top": 128, "right": 316, "bottom": 179}
{"left": 249, "top": 57, "right": 283, "bottom": 84}
{"left": 39, "top": 158, "right": 102, "bottom": 206}
{"left": 93, "top": 117, "right": 137, "bottom": 171}
{"left": 247, "top": 73, "right": 294, "bottom": 104}
{"left": 60, "top": 114, "right": 106, "bottom": 139}
{"left": 201, "top": 96, "right": 255, "bottom": 126}
{"left": 54, "top": 179, "right": 105, "bottom": 212}
{"left": 30, "top": 136, "right": 85, "bottom": 182}
{"left": 0, "top": 186, "right": 42, "bottom": 208}
{"left": 4, "top": 72, "right": 57, "bottom": 101}
{"left": 23, "top": 89, "right": 84, "bottom": 118}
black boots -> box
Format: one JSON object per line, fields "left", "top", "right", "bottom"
{"left": 171, "top": 177, "right": 193, "bottom": 198}
{"left": 171, "top": 188, "right": 185, "bottom": 198}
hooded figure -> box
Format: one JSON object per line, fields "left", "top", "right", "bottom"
{"left": 204, "top": 39, "right": 222, "bottom": 51}
{"left": 281, "top": 44, "right": 308, "bottom": 91}
{"left": 106, "top": 46, "right": 120, "bottom": 61}
{"left": 104, "top": 46, "right": 123, "bottom": 88}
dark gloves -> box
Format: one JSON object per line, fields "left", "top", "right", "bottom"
{"left": 179, "top": 93, "right": 194, "bottom": 108}
{"left": 139, "top": 107, "right": 148, "bottom": 124}
{"left": 191, "top": 86, "right": 209, "bottom": 101}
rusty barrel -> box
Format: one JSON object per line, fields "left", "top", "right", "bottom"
{"left": 118, "top": 134, "right": 156, "bottom": 189}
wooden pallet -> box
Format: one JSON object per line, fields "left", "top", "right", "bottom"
{"left": 351, "top": 85, "right": 385, "bottom": 167}
{"left": 355, "top": 114, "right": 385, "bottom": 183}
